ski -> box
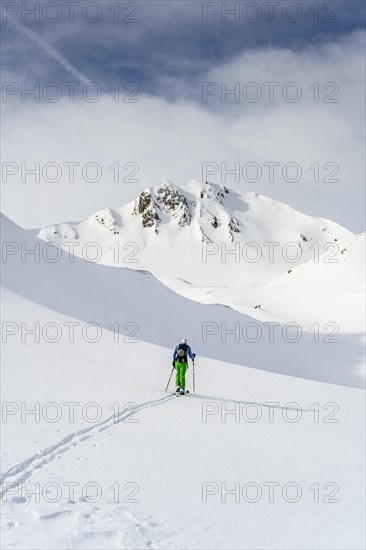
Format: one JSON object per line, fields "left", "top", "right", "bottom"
{"left": 173, "top": 390, "right": 189, "bottom": 396}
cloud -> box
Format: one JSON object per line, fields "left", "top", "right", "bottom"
{"left": 1, "top": 31, "right": 365, "bottom": 233}
{"left": 1, "top": 1, "right": 365, "bottom": 94}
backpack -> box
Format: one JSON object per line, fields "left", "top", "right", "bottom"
{"left": 176, "top": 343, "right": 188, "bottom": 361}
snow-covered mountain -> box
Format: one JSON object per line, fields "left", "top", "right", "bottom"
{"left": 1, "top": 182, "right": 365, "bottom": 550}
{"left": 3, "top": 212, "right": 361, "bottom": 387}
{"left": 35, "top": 180, "right": 364, "bottom": 335}
{"left": 37, "top": 180, "right": 355, "bottom": 288}
{"left": 1, "top": 213, "right": 365, "bottom": 549}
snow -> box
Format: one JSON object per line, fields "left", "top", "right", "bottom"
{"left": 1, "top": 181, "right": 365, "bottom": 549}
{"left": 2, "top": 212, "right": 363, "bottom": 388}
{"left": 35, "top": 181, "right": 363, "bottom": 335}
{"left": 167, "top": 232, "right": 365, "bottom": 334}
{"left": 37, "top": 180, "right": 355, "bottom": 288}
{"left": 1, "top": 290, "right": 364, "bottom": 550}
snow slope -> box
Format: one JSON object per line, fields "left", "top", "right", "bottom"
{"left": 169, "top": 231, "right": 366, "bottom": 333}
{"left": 251, "top": 230, "right": 366, "bottom": 330}
{"left": 1, "top": 289, "right": 365, "bottom": 550}
{"left": 1, "top": 211, "right": 365, "bottom": 550}
{"left": 2, "top": 213, "right": 363, "bottom": 388}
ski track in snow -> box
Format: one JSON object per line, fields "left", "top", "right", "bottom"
{"left": 0, "top": 392, "right": 314, "bottom": 500}
{"left": 0, "top": 394, "right": 175, "bottom": 500}
{"left": 1, "top": 394, "right": 185, "bottom": 549}
{"left": 1, "top": 381, "right": 363, "bottom": 549}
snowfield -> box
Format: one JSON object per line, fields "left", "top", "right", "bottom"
{"left": 1, "top": 182, "right": 365, "bottom": 549}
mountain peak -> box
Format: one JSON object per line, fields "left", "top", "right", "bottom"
{"left": 129, "top": 179, "right": 237, "bottom": 240}
{"left": 133, "top": 180, "right": 192, "bottom": 232}
{"left": 37, "top": 180, "right": 355, "bottom": 286}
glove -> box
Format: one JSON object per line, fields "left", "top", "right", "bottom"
{"left": 172, "top": 360, "right": 175, "bottom": 367}
{"left": 192, "top": 353, "right": 196, "bottom": 359}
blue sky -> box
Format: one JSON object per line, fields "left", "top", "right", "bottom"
{"left": 1, "top": 1, "right": 365, "bottom": 230}
{"left": 2, "top": 1, "right": 365, "bottom": 96}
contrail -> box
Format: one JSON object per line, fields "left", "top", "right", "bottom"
{"left": 7, "top": 17, "right": 91, "bottom": 85}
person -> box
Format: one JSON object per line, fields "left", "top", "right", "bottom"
{"left": 172, "top": 338, "right": 196, "bottom": 395}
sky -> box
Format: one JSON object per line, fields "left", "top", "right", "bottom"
{"left": 1, "top": 0, "right": 365, "bottom": 231}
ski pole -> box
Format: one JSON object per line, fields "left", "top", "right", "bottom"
{"left": 165, "top": 366, "right": 175, "bottom": 392}
{"left": 192, "top": 358, "right": 195, "bottom": 394}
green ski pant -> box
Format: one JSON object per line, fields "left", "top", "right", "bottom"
{"left": 175, "top": 361, "right": 187, "bottom": 389}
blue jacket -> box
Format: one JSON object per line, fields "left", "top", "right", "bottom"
{"left": 173, "top": 344, "right": 194, "bottom": 361}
